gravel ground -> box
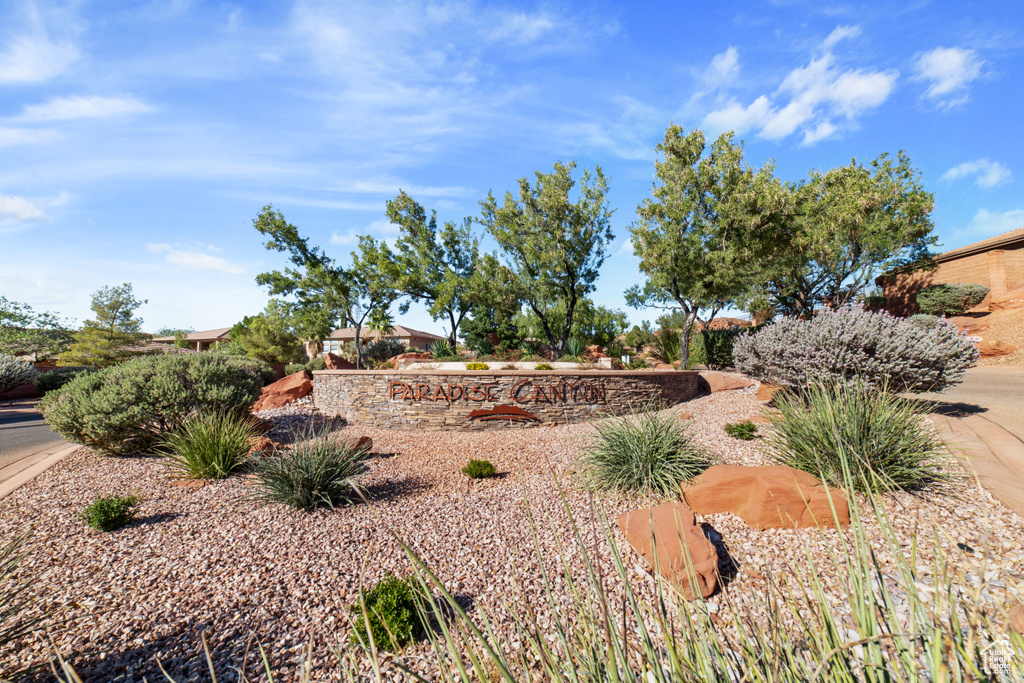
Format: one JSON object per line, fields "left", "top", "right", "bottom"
{"left": 977, "top": 307, "right": 1024, "bottom": 367}
{"left": 3, "top": 387, "right": 1023, "bottom": 681}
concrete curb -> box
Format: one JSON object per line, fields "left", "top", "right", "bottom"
{"left": 0, "top": 441, "right": 78, "bottom": 500}
{"left": 929, "top": 413, "right": 1024, "bottom": 519}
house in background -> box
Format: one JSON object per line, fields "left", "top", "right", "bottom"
{"left": 151, "top": 327, "right": 232, "bottom": 352}
{"left": 322, "top": 325, "right": 445, "bottom": 354}
{"left": 878, "top": 226, "right": 1024, "bottom": 315}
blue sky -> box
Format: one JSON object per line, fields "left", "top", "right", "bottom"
{"left": 1, "top": 0, "right": 1022, "bottom": 336}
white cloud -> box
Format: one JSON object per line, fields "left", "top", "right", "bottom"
{"left": 616, "top": 238, "right": 634, "bottom": 256}
{"left": 0, "top": 34, "right": 78, "bottom": 84}
{"left": 913, "top": 47, "right": 983, "bottom": 108}
{"left": 948, "top": 208, "right": 1024, "bottom": 248}
{"left": 0, "top": 126, "right": 59, "bottom": 146}
{"left": 942, "top": 159, "right": 1012, "bottom": 188}
{"left": 705, "top": 46, "right": 739, "bottom": 85}
{"left": 146, "top": 243, "right": 245, "bottom": 274}
{"left": 483, "top": 11, "right": 556, "bottom": 44}
{"left": 18, "top": 95, "right": 154, "bottom": 121}
{"left": 0, "top": 194, "right": 46, "bottom": 223}
{"left": 701, "top": 25, "right": 896, "bottom": 145}
{"left": 330, "top": 219, "right": 400, "bottom": 247}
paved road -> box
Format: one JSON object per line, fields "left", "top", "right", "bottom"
{"left": 920, "top": 366, "right": 1024, "bottom": 442}
{"left": 0, "top": 404, "right": 64, "bottom": 469}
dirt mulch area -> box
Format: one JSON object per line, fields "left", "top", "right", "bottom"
{"left": 3, "top": 390, "right": 1023, "bottom": 681}
{"left": 978, "top": 307, "right": 1024, "bottom": 367}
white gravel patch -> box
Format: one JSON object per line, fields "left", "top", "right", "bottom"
{"left": 3, "top": 391, "right": 1023, "bottom": 681}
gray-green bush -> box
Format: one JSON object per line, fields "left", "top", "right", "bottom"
{"left": 0, "top": 354, "right": 35, "bottom": 393}
{"left": 916, "top": 282, "right": 989, "bottom": 316}
{"left": 689, "top": 327, "right": 747, "bottom": 369}
{"left": 733, "top": 307, "right": 977, "bottom": 392}
{"left": 38, "top": 353, "right": 264, "bottom": 456}
{"left": 362, "top": 339, "right": 407, "bottom": 365}
{"left": 33, "top": 366, "right": 94, "bottom": 394}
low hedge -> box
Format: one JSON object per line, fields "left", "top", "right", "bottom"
{"left": 916, "top": 283, "right": 989, "bottom": 316}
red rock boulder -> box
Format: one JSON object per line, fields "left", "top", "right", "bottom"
{"left": 756, "top": 381, "right": 784, "bottom": 402}
{"left": 699, "top": 371, "right": 755, "bottom": 393}
{"left": 324, "top": 352, "right": 356, "bottom": 370}
{"left": 618, "top": 503, "right": 718, "bottom": 599}
{"left": 389, "top": 352, "right": 434, "bottom": 367}
{"left": 947, "top": 316, "right": 989, "bottom": 335}
{"left": 584, "top": 344, "right": 610, "bottom": 361}
{"left": 252, "top": 371, "right": 312, "bottom": 412}
{"left": 341, "top": 435, "right": 373, "bottom": 454}
{"left": 976, "top": 340, "right": 1016, "bottom": 357}
{"left": 682, "top": 464, "right": 849, "bottom": 530}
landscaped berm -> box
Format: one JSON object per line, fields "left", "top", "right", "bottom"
{"left": 3, "top": 306, "right": 1024, "bottom": 682}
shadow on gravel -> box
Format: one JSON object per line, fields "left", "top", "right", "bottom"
{"left": 701, "top": 522, "right": 739, "bottom": 589}
{"left": 361, "top": 476, "right": 432, "bottom": 502}
{"left": 129, "top": 511, "right": 181, "bottom": 528}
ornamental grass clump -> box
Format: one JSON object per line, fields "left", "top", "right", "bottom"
{"left": 734, "top": 307, "right": 977, "bottom": 393}
{"left": 159, "top": 410, "right": 260, "bottom": 479}
{"left": 765, "top": 380, "right": 950, "bottom": 493}
{"left": 582, "top": 403, "right": 713, "bottom": 496}
{"left": 0, "top": 354, "right": 35, "bottom": 393}
{"left": 246, "top": 427, "right": 370, "bottom": 510}
{"left": 348, "top": 574, "right": 431, "bottom": 651}
{"left": 81, "top": 495, "right": 139, "bottom": 532}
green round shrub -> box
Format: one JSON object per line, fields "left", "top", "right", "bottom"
{"left": 348, "top": 575, "right": 430, "bottom": 651}
{"left": 909, "top": 314, "right": 940, "bottom": 327}
{"left": 38, "top": 354, "right": 264, "bottom": 456}
{"left": 81, "top": 495, "right": 139, "bottom": 532}
{"left": 33, "top": 367, "right": 94, "bottom": 394}
{"left": 284, "top": 363, "right": 307, "bottom": 376}
{"left": 462, "top": 459, "right": 497, "bottom": 478}
{"left": 916, "top": 283, "right": 989, "bottom": 316}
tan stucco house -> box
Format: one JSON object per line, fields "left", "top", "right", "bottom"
{"left": 878, "top": 226, "right": 1024, "bottom": 315}
{"left": 151, "top": 327, "right": 232, "bottom": 352}
{"left": 322, "top": 325, "right": 445, "bottom": 354}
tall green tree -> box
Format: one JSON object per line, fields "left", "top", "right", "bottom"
{"left": 253, "top": 205, "right": 395, "bottom": 368}
{"left": 479, "top": 161, "right": 614, "bottom": 356}
{"left": 229, "top": 300, "right": 305, "bottom": 364}
{"left": 763, "top": 151, "right": 936, "bottom": 316}
{"left": 0, "top": 297, "right": 75, "bottom": 361}
{"left": 62, "top": 284, "right": 148, "bottom": 367}
{"left": 358, "top": 191, "right": 486, "bottom": 346}
{"left": 626, "top": 125, "right": 783, "bottom": 369}
{"left": 513, "top": 299, "right": 628, "bottom": 348}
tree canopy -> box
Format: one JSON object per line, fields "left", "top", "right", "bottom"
{"left": 762, "top": 151, "right": 936, "bottom": 316}
{"left": 229, "top": 300, "right": 305, "bottom": 364}
{"left": 62, "top": 283, "right": 148, "bottom": 367}
{"left": 0, "top": 297, "right": 75, "bottom": 361}
{"left": 479, "top": 161, "right": 614, "bottom": 356}
{"left": 627, "top": 125, "right": 782, "bottom": 368}
{"left": 357, "top": 191, "right": 486, "bottom": 346}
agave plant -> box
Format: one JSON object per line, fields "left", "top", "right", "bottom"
{"left": 429, "top": 339, "right": 456, "bottom": 360}
{"left": 563, "top": 337, "right": 587, "bottom": 359}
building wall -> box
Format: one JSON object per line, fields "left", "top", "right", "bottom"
{"left": 880, "top": 243, "right": 1024, "bottom": 315}
{"left": 313, "top": 369, "right": 699, "bottom": 430}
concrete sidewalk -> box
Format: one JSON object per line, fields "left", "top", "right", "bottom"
{"left": 929, "top": 412, "right": 1024, "bottom": 519}
{"left": 0, "top": 441, "right": 78, "bottom": 499}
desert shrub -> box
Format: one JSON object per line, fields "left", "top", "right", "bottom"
{"left": 723, "top": 421, "right": 757, "bottom": 440}
{"left": 33, "top": 367, "right": 93, "bottom": 394}
{"left": 909, "top": 313, "right": 940, "bottom": 327}
{"left": 733, "top": 308, "right": 977, "bottom": 393}
{"left": 38, "top": 353, "right": 264, "bottom": 456}
{"left": 227, "top": 356, "right": 276, "bottom": 386}
{"left": 534, "top": 363, "right": 553, "bottom": 370}
{"left": 247, "top": 427, "right": 371, "bottom": 510}
{"left": 284, "top": 363, "right": 307, "bottom": 376}
{"left": 159, "top": 411, "right": 260, "bottom": 479}
{"left": 863, "top": 293, "right": 887, "bottom": 311}
{"left": 363, "top": 339, "right": 407, "bottom": 365}
{"left": 349, "top": 574, "right": 430, "bottom": 651}
{"left": 465, "top": 362, "right": 489, "bottom": 370}
{"left": 81, "top": 495, "right": 139, "bottom": 532}
{"left": 623, "top": 356, "right": 649, "bottom": 370}
{"left": 581, "top": 403, "right": 714, "bottom": 495}
{"left": 650, "top": 328, "right": 680, "bottom": 365}
{"left": 605, "top": 339, "right": 627, "bottom": 360}
{"left": 462, "top": 459, "right": 497, "bottom": 478}
{"left": 564, "top": 337, "right": 587, "bottom": 358}
{"left": 429, "top": 339, "right": 459, "bottom": 360}
{"left": 0, "top": 355, "right": 35, "bottom": 393}
{"left": 916, "top": 283, "right": 989, "bottom": 316}
{"left": 690, "top": 327, "right": 745, "bottom": 370}
{"left": 765, "top": 380, "right": 949, "bottom": 493}
{"left": 306, "top": 356, "right": 327, "bottom": 371}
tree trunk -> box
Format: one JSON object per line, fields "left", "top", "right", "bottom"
{"left": 353, "top": 326, "right": 364, "bottom": 369}
{"left": 679, "top": 310, "right": 697, "bottom": 371}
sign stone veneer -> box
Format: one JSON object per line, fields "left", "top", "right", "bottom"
{"left": 312, "top": 370, "right": 700, "bottom": 430}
